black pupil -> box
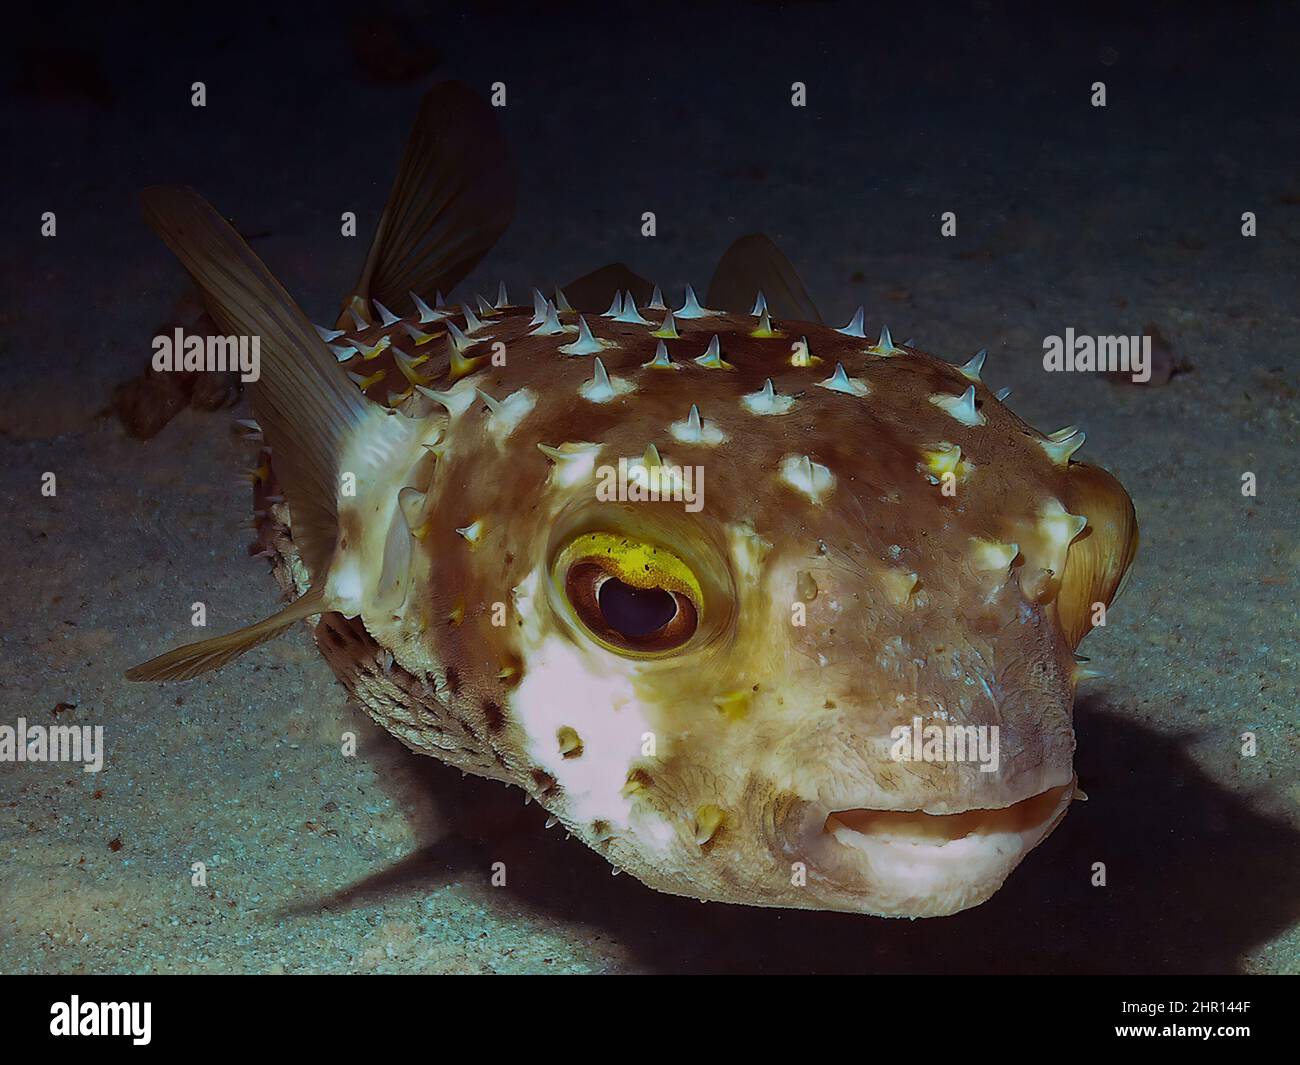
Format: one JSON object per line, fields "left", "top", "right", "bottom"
{"left": 598, "top": 578, "right": 677, "bottom": 638}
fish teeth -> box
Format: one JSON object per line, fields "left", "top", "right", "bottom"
{"left": 554, "top": 286, "right": 574, "bottom": 313}
{"left": 559, "top": 316, "right": 614, "bottom": 356}
{"left": 647, "top": 285, "right": 666, "bottom": 310}
{"left": 328, "top": 342, "right": 358, "bottom": 362}
{"left": 613, "top": 291, "right": 650, "bottom": 325}
{"left": 495, "top": 281, "right": 509, "bottom": 309}
{"left": 676, "top": 284, "right": 717, "bottom": 319}
{"left": 742, "top": 378, "right": 795, "bottom": 415}
{"left": 930, "top": 384, "right": 985, "bottom": 426}
{"left": 602, "top": 291, "right": 624, "bottom": 318}
{"left": 670, "top": 403, "right": 726, "bottom": 445}
{"left": 314, "top": 323, "right": 345, "bottom": 342}
{"left": 817, "top": 362, "right": 870, "bottom": 397}
{"left": 836, "top": 307, "right": 867, "bottom": 338}
{"left": 348, "top": 303, "right": 370, "bottom": 331}
{"left": 750, "top": 291, "right": 768, "bottom": 317}
{"left": 579, "top": 357, "right": 635, "bottom": 402}
{"left": 694, "top": 335, "right": 734, "bottom": 370}
{"left": 994, "top": 386, "right": 1012, "bottom": 402}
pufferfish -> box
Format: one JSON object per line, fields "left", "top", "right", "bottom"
{"left": 127, "top": 82, "right": 1138, "bottom": 918}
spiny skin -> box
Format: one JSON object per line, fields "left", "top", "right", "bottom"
{"left": 253, "top": 293, "right": 1131, "bottom": 917}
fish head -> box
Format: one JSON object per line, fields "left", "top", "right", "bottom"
{"left": 351, "top": 306, "right": 1137, "bottom": 918}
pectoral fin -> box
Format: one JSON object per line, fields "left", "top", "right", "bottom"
{"left": 125, "top": 586, "right": 329, "bottom": 682}
{"left": 1057, "top": 463, "right": 1140, "bottom": 648}
{"left": 141, "top": 185, "right": 377, "bottom": 579}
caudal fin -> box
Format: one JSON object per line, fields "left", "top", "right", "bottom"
{"left": 707, "top": 233, "right": 822, "bottom": 323}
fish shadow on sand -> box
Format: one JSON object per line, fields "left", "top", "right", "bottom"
{"left": 293, "top": 697, "right": 1299, "bottom": 974}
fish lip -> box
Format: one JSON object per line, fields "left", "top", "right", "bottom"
{"left": 821, "top": 779, "right": 1076, "bottom": 845}
{"left": 781, "top": 778, "right": 1077, "bottom": 917}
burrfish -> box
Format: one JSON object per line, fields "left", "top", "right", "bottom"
{"left": 127, "top": 82, "right": 1138, "bottom": 917}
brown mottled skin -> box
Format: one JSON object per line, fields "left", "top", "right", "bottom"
{"left": 251, "top": 302, "right": 1135, "bottom": 916}
{"left": 131, "top": 83, "right": 1136, "bottom": 917}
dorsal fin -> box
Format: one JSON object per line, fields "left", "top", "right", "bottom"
{"left": 706, "top": 233, "right": 821, "bottom": 323}
{"left": 562, "top": 263, "right": 654, "bottom": 313}
{"left": 125, "top": 586, "right": 328, "bottom": 681}
{"left": 141, "top": 186, "right": 374, "bottom": 580}
{"left": 344, "top": 81, "right": 516, "bottom": 324}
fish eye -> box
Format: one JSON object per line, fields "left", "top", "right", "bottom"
{"left": 556, "top": 532, "right": 702, "bottom": 656}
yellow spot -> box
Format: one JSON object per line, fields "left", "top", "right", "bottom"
{"left": 446, "top": 598, "right": 465, "bottom": 626}
{"left": 921, "top": 443, "right": 971, "bottom": 483}
{"left": 693, "top": 804, "right": 726, "bottom": 845}
{"left": 455, "top": 519, "right": 486, "bottom": 548}
{"left": 713, "top": 690, "right": 751, "bottom": 720}
{"left": 621, "top": 768, "right": 653, "bottom": 798}
{"left": 556, "top": 532, "right": 703, "bottom": 605}
{"left": 556, "top": 726, "right": 584, "bottom": 758}
{"left": 449, "top": 349, "right": 486, "bottom": 382}
{"left": 355, "top": 335, "right": 392, "bottom": 361}
{"left": 970, "top": 539, "right": 1019, "bottom": 571}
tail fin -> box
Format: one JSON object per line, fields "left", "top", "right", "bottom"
{"left": 562, "top": 263, "right": 655, "bottom": 313}
{"left": 707, "top": 233, "right": 821, "bottom": 322}
{"left": 345, "top": 80, "right": 516, "bottom": 325}
{"left": 141, "top": 186, "right": 373, "bottom": 579}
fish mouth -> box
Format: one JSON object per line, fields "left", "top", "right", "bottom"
{"left": 802, "top": 780, "right": 1076, "bottom": 917}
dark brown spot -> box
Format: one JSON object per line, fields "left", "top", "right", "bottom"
{"left": 483, "top": 700, "right": 506, "bottom": 733}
